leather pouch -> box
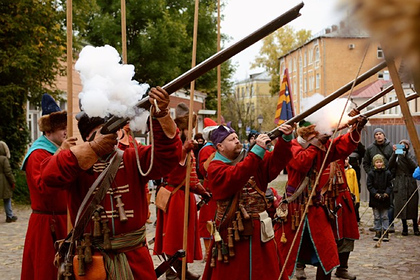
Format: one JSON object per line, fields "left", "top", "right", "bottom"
{"left": 73, "top": 253, "right": 106, "bottom": 280}
{"left": 155, "top": 187, "right": 172, "bottom": 213}
{"left": 259, "top": 211, "right": 274, "bottom": 243}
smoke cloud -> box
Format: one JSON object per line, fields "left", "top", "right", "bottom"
{"left": 75, "top": 45, "right": 149, "bottom": 132}
{"left": 301, "top": 93, "right": 352, "bottom": 134}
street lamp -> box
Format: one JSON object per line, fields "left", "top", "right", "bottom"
{"left": 238, "top": 120, "right": 242, "bottom": 141}
{"left": 257, "top": 114, "right": 264, "bottom": 132}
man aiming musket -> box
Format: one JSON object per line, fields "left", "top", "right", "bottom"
{"left": 202, "top": 124, "right": 294, "bottom": 280}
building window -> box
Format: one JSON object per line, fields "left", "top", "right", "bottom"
{"left": 316, "top": 73, "right": 320, "bottom": 89}
{"left": 308, "top": 48, "right": 313, "bottom": 65}
{"left": 241, "top": 88, "right": 245, "bottom": 98}
{"left": 314, "top": 47, "right": 320, "bottom": 68}
{"left": 377, "top": 46, "right": 384, "bottom": 59}
{"left": 288, "top": 60, "right": 293, "bottom": 72}
{"left": 250, "top": 85, "right": 254, "bottom": 97}
{"left": 293, "top": 58, "right": 297, "bottom": 72}
{"left": 309, "top": 75, "right": 314, "bottom": 91}
{"left": 304, "top": 52, "right": 307, "bottom": 67}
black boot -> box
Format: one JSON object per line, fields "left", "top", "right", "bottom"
{"left": 402, "top": 219, "right": 408, "bottom": 236}
{"left": 335, "top": 252, "right": 356, "bottom": 280}
{"left": 373, "top": 231, "right": 381, "bottom": 241}
{"left": 316, "top": 266, "right": 331, "bottom": 280}
{"left": 413, "top": 219, "right": 420, "bottom": 235}
{"left": 383, "top": 232, "right": 389, "bottom": 242}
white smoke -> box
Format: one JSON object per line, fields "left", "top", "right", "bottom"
{"left": 301, "top": 93, "right": 352, "bottom": 135}
{"left": 75, "top": 45, "right": 150, "bottom": 132}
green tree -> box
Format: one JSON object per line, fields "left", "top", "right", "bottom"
{"left": 252, "top": 26, "right": 311, "bottom": 95}
{"left": 77, "top": 0, "right": 234, "bottom": 106}
{"left": 0, "top": 0, "right": 68, "bottom": 170}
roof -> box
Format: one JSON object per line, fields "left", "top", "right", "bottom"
{"left": 351, "top": 79, "right": 390, "bottom": 98}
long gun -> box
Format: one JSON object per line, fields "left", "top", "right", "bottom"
{"left": 341, "top": 93, "right": 420, "bottom": 129}
{"left": 352, "top": 84, "right": 395, "bottom": 112}
{"left": 265, "top": 60, "right": 387, "bottom": 140}
{"left": 100, "top": 2, "right": 304, "bottom": 134}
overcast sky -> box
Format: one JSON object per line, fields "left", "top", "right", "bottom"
{"left": 220, "top": 0, "right": 348, "bottom": 81}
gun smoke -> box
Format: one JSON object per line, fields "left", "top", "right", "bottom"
{"left": 75, "top": 45, "right": 150, "bottom": 132}
{"left": 301, "top": 93, "right": 351, "bottom": 134}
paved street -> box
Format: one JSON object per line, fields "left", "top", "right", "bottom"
{"left": 1, "top": 193, "right": 420, "bottom": 279}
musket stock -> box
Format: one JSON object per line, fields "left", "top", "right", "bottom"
{"left": 266, "top": 61, "right": 387, "bottom": 140}
{"left": 100, "top": 3, "right": 304, "bottom": 134}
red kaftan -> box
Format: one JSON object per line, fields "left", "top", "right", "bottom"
{"left": 154, "top": 152, "right": 203, "bottom": 262}
{"left": 202, "top": 137, "right": 293, "bottom": 280}
{"left": 275, "top": 131, "right": 359, "bottom": 279}
{"left": 21, "top": 148, "right": 68, "bottom": 280}
{"left": 41, "top": 119, "right": 182, "bottom": 280}
{"left": 319, "top": 159, "right": 359, "bottom": 241}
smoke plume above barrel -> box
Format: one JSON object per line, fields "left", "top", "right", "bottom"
{"left": 301, "top": 93, "right": 352, "bottom": 134}
{"left": 75, "top": 45, "right": 149, "bottom": 131}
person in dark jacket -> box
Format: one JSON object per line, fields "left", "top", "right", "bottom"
{"left": 0, "top": 141, "right": 17, "bottom": 223}
{"left": 367, "top": 154, "right": 393, "bottom": 241}
{"left": 389, "top": 139, "right": 419, "bottom": 236}
{"left": 363, "top": 127, "right": 395, "bottom": 232}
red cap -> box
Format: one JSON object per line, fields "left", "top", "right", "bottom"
{"left": 204, "top": 117, "right": 217, "bottom": 128}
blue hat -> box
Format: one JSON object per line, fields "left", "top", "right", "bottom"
{"left": 41, "top": 93, "right": 61, "bottom": 116}
{"left": 210, "top": 125, "right": 236, "bottom": 145}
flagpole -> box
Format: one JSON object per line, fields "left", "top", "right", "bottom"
{"left": 182, "top": 1, "right": 199, "bottom": 279}
{"left": 216, "top": 0, "right": 221, "bottom": 124}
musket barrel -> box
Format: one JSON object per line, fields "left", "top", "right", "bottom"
{"left": 267, "top": 60, "right": 387, "bottom": 140}
{"left": 338, "top": 93, "right": 420, "bottom": 130}
{"left": 100, "top": 3, "right": 304, "bottom": 134}
{"left": 355, "top": 84, "right": 394, "bottom": 112}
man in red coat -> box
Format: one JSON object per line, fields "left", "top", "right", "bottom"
{"left": 21, "top": 94, "right": 77, "bottom": 280}
{"left": 275, "top": 118, "right": 366, "bottom": 280}
{"left": 319, "top": 159, "right": 359, "bottom": 280}
{"left": 202, "top": 123, "right": 294, "bottom": 280}
{"left": 154, "top": 102, "right": 210, "bottom": 280}
{"left": 41, "top": 87, "right": 182, "bottom": 280}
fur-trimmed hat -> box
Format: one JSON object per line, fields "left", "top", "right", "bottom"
{"left": 297, "top": 124, "right": 319, "bottom": 140}
{"left": 76, "top": 111, "right": 106, "bottom": 142}
{"left": 174, "top": 102, "right": 196, "bottom": 130}
{"left": 38, "top": 94, "right": 67, "bottom": 132}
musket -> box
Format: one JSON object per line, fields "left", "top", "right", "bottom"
{"left": 100, "top": 2, "right": 304, "bottom": 134}
{"left": 352, "top": 84, "right": 394, "bottom": 112}
{"left": 265, "top": 60, "right": 387, "bottom": 140}
{"left": 341, "top": 93, "right": 420, "bottom": 129}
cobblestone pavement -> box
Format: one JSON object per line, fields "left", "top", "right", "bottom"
{"left": 1, "top": 195, "right": 420, "bottom": 279}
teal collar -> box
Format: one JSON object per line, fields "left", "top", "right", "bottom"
{"left": 21, "top": 135, "right": 58, "bottom": 170}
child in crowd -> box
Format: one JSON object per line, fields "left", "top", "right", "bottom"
{"left": 344, "top": 157, "right": 360, "bottom": 223}
{"left": 367, "top": 154, "right": 393, "bottom": 241}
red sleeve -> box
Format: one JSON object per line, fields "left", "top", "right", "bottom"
{"left": 198, "top": 145, "right": 216, "bottom": 179}
{"left": 41, "top": 149, "right": 82, "bottom": 188}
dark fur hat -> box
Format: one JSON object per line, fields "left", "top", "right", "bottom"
{"left": 76, "top": 111, "right": 106, "bottom": 142}
{"left": 174, "top": 102, "right": 196, "bottom": 130}
{"left": 38, "top": 94, "right": 67, "bottom": 132}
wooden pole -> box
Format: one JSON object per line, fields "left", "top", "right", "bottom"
{"left": 182, "top": 0, "right": 199, "bottom": 279}
{"left": 385, "top": 56, "right": 420, "bottom": 163}
{"left": 121, "top": 0, "right": 127, "bottom": 63}
{"left": 217, "top": 0, "right": 221, "bottom": 124}
{"left": 66, "top": 0, "right": 73, "bottom": 232}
